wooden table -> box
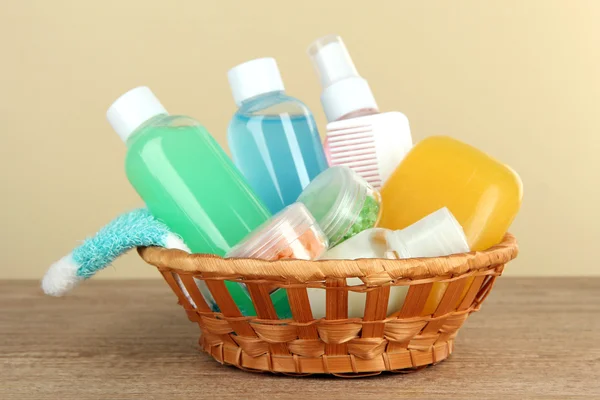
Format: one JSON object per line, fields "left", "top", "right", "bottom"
{"left": 1, "top": 278, "right": 598, "bottom": 399}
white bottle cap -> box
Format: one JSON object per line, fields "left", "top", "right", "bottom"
{"left": 227, "top": 57, "right": 285, "bottom": 106}
{"left": 308, "top": 35, "right": 379, "bottom": 122}
{"left": 106, "top": 86, "right": 168, "bottom": 142}
{"left": 386, "top": 207, "right": 470, "bottom": 258}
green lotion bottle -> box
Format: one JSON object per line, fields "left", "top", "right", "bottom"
{"left": 107, "top": 86, "right": 271, "bottom": 315}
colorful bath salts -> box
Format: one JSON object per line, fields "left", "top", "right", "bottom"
{"left": 226, "top": 203, "right": 329, "bottom": 318}
{"left": 297, "top": 166, "right": 383, "bottom": 247}
{"left": 339, "top": 194, "right": 381, "bottom": 243}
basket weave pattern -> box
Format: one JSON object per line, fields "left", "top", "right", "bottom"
{"left": 139, "top": 234, "right": 518, "bottom": 376}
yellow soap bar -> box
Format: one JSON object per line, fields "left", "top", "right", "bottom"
{"left": 380, "top": 136, "right": 522, "bottom": 315}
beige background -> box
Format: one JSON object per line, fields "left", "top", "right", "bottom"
{"left": 0, "top": 0, "right": 598, "bottom": 279}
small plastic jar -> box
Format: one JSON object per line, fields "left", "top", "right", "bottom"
{"left": 297, "top": 166, "right": 382, "bottom": 247}
{"left": 227, "top": 202, "right": 329, "bottom": 261}
{"left": 226, "top": 203, "right": 329, "bottom": 318}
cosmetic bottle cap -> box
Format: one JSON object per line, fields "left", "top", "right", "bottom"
{"left": 228, "top": 57, "right": 285, "bottom": 106}
{"left": 386, "top": 207, "right": 470, "bottom": 259}
{"left": 106, "top": 86, "right": 167, "bottom": 142}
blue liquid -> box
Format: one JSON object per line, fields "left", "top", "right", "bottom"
{"left": 228, "top": 92, "right": 328, "bottom": 214}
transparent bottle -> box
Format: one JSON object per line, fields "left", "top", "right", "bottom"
{"left": 107, "top": 86, "right": 271, "bottom": 315}
{"left": 228, "top": 58, "right": 328, "bottom": 214}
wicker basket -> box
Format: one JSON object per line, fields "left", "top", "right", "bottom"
{"left": 138, "top": 233, "right": 518, "bottom": 376}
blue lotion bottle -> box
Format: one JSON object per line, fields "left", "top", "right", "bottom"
{"left": 227, "top": 58, "right": 328, "bottom": 214}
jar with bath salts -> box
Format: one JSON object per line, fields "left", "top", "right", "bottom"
{"left": 226, "top": 202, "right": 329, "bottom": 318}
{"left": 297, "top": 166, "right": 382, "bottom": 247}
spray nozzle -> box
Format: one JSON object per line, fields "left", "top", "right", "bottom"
{"left": 307, "top": 35, "right": 378, "bottom": 122}
{"left": 308, "top": 35, "right": 360, "bottom": 88}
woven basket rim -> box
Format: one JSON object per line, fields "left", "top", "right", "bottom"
{"left": 138, "top": 234, "right": 517, "bottom": 284}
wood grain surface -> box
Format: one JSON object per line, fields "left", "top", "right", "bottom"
{"left": 1, "top": 278, "right": 598, "bottom": 399}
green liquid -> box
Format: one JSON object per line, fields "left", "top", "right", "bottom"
{"left": 125, "top": 114, "right": 270, "bottom": 315}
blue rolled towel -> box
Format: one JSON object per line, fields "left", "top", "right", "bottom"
{"left": 42, "top": 208, "right": 189, "bottom": 296}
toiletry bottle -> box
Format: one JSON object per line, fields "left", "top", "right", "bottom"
{"left": 308, "top": 35, "right": 412, "bottom": 188}
{"left": 321, "top": 228, "right": 389, "bottom": 260}
{"left": 315, "top": 228, "right": 395, "bottom": 319}
{"left": 227, "top": 58, "right": 328, "bottom": 214}
{"left": 316, "top": 207, "right": 470, "bottom": 318}
{"left": 107, "top": 86, "right": 271, "bottom": 315}
{"left": 380, "top": 136, "right": 523, "bottom": 314}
